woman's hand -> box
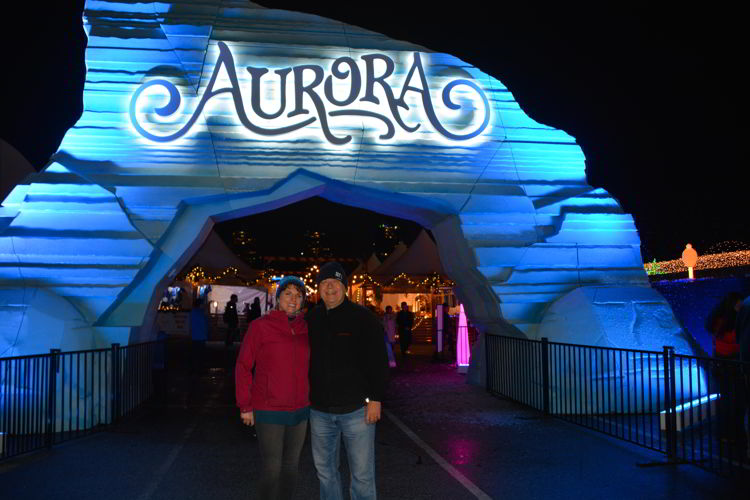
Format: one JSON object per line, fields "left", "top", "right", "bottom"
{"left": 240, "top": 411, "right": 254, "bottom": 426}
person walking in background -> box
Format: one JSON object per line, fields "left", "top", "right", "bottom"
{"left": 396, "top": 301, "right": 414, "bottom": 358}
{"left": 442, "top": 301, "right": 455, "bottom": 361}
{"left": 735, "top": 293, "right": 750, "bottom": 458}
{"left": 223, "top": 294, "right": 239, "bottom": 347}
{"left": 383, "top": 305, "right": 397, "bottom": 368}
{"left": 152, "top": 329, "right": 168, "bottom": 409}
{"left": 235, "top": 276, "right": 310, "bottom": 500}
{"left": 737, "top": 293, "right": 750, "bottom": 364}
{"left": 708, "top": 292, "right": 747, "bottom": 457}
{"left": 706, "top": 292, "right": 742, "bottom": 359}
{"left": 189, "top": 298, "right": 209, "bottom": 374}
{"left": 435, "top": 300, "right": 455, "bottom": 362}
{"left": 249, "top": 296, "right": 262, "bottom": 323}
{"left": 306, "top": 262, "right": 389, "bottom": 500}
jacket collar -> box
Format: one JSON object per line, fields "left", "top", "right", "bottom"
{"left": 268, "top": 309, "right": 305, "bottom": 325}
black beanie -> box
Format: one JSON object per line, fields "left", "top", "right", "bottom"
{"left": 317, "top": 262, "right": 347, "bottom": 287}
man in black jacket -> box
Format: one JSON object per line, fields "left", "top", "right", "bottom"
{"left": 223, "top": 294, "right": 239, "bottom": 346}
{"left": 307, "top": 262, "right": 388, "bottom": 500}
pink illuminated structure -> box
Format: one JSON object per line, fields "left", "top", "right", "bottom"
{"left": 456, "top": 304, "right": 470, "bottom": 373}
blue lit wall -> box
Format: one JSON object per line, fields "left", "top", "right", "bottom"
{"left": 0, "top": 1, "right": 692, "bottom": 377}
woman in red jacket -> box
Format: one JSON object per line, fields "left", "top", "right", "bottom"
{"left": 235, "top": 276, "right": 309, "bottom": 500}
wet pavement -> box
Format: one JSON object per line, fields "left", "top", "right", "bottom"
{"left": 0, "top": 341, "right": 745, "bottom": 499}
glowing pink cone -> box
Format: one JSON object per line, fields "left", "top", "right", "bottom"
{"left": 457, "top": 304, "right": 470, "bottom": 372}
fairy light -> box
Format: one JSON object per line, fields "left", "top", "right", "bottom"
{"left": 181, "top": 264, "right": 263, "bottom": 287}
{"left": 644, "top": 249, "right": 750, "bottom": 275}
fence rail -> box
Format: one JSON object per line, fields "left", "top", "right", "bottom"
{"left": 486, "top": 334, "right": 749, "bottom": 477}
{"left": 0, "top": 341, "right": 165, "bottom": 461}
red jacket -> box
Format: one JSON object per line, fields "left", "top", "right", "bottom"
{"left": 715, "top": 329, "right": 740, "bottom": 358}
{"left": 235, "top": 310, "right": 309, "bottom": 413}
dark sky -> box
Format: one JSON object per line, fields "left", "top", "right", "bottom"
{"left": 1, "top": 2, "right": 745, "bottom": 261}
{"left": 215, "top": 196, "right": 423, "bottom": 260}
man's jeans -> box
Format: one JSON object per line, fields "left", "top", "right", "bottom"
{"left": 310, "top": 407, "right": 376, "bottom": 500}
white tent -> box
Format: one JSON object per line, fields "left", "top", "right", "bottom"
{"left": 351, "top": 253, "right": 382, "bottom": 276}
{"left": 371, "top": 241, "right": 408, "bottom": 276}
{"left": 373, "top": 230, "right": 445, "bottom": 277}
{"left": 207, "top": 285, "right": 268, "bottom": 315}
{"left": 184, "top": 230, "right": 260, "bottom": 279}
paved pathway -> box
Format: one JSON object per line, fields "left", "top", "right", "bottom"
{"left": 0, "top": 342, "right": 744, "bottom": 499}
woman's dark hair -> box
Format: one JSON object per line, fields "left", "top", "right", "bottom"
{"left": 705, "top": 292, "right": 742, "bottom": 335}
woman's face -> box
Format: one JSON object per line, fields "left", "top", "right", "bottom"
{"left": 279, "top": 286, "right": 303, "bottom": 315}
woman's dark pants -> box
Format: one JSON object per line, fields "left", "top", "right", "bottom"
{"left": 254, "top": 419, "right": 308, "bottom": 500}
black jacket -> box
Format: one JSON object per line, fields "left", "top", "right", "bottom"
{"left": 306, "top": 298, "right": 389, "bottom": 412}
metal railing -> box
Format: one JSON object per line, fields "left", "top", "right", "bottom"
{"left": 0, "top": 340, "right": 165, "bottom": 461}
{"left": 486, "top": 335, "right": 749, "bottom": 477}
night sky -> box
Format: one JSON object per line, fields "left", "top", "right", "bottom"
{"left": 215, "top": 196, "right": 423, "bottom": 261}
{"left": 1, "top": 2, "right": 745, "bottom": 261}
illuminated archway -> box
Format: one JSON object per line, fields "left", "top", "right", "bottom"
{"left": 0, "top": 1, "right": 694, "bottom": 384}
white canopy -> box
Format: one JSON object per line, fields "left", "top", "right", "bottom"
{"left": 351, "top": 253, "right": 382, "bottom": 276}
{"left": 371, "top": 241, "right": 408, "bottom": 276}
{"left": 373, "top": 230, "right": 445, "bottom": 277}
{"left": 184, "top": 231, "right": 260, "bottom": 279}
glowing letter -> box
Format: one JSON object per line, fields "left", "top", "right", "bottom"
{"left": 398, "top": 52, "right": 491, "bottom": 141}
{"left": 246, "top": 66, "right": 291, "bottom": 119}
{"left": 290, "top": 65, "right": 349, "bottom": 145}
{"left": 324, "top": 56, "right": 361, "bottom": 106}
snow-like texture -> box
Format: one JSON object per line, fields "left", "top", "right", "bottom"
{"left": 532, "top": 286, "right": 703, "bottom": 413}
{"left": 536, "top": 286, "right": 692, "bottom": 353}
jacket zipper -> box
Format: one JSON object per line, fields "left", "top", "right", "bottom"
{"left": 291, "top": 324, "right": 297, "bottom": 406}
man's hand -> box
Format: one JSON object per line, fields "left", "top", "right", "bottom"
{"left": 240, "top": 411, "right": 254, "bottom": 426}
{"left": 365, "top": 400, "right": 381, "bottom": 424}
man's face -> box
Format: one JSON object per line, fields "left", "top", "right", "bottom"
{"left": 320, "top": 278, "right": 346, "bottom": 309}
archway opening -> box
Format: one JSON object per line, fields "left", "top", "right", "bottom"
{"left": 98, "top": 171, "right": 510, "bottom": 383}
{"left": 157, "top": 195, "right": 478, "bottom": 364}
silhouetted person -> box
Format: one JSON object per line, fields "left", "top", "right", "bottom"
{"left": 152, "top": 329, "right": 168, "bottom": 408}
{"left": 249, "top": 296, "right": 262, "bottom": 323}
{"left": 738, "top": 294, "right": 750, "bottom": 364}
{"left": 735, "top": 294, "right": 750, "bottom": 456}
{"left": 396, "top": 301, "right": 414, "bottom": 358}
{"left": 224, "top": 294, "right": 239, "bottom": 347}
{"left": 706, "top": 292, "right": 742, "bottom": 359}
{"left": 190, "top": 298, "right": 209, "bottom": 374}
{"left": 383, "top": 305, "right": 397, "bottom": 368}
{"left": 440, "top": 301, "right": 455, "bottom": 362}
{"left": 708, "top": 292, "right": 746, "bottom": 456}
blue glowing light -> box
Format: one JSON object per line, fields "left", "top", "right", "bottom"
{"left": 1, "top": 1, "right": 686, "bottom": 377}
{"left": 660, "top": 393, "right": 720, "bottom": 414}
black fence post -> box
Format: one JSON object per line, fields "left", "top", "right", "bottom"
{"left": 663, "top": 345, "right": 678, "bottom": 460}
{"left": 541, "top": 337, "right": 550, "bottom": 415}
{"left": 45, "top": 349, "right": 60, "bottom": 449}
{"left": 111, "top": 343, "right": 121, "bottom": 425}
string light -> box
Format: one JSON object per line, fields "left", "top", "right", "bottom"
{"left": 181, "top": 264, "right": 261, "bottom": 287}
{"left": 349, "top": 271, "right": 453, "bottom": 293}
{"left": 644, "top": 250, "right": 750, "bottom": 275}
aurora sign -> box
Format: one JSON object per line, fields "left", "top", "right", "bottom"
{"left": 129, "top": 42, "right": 491, "bottom": 145}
